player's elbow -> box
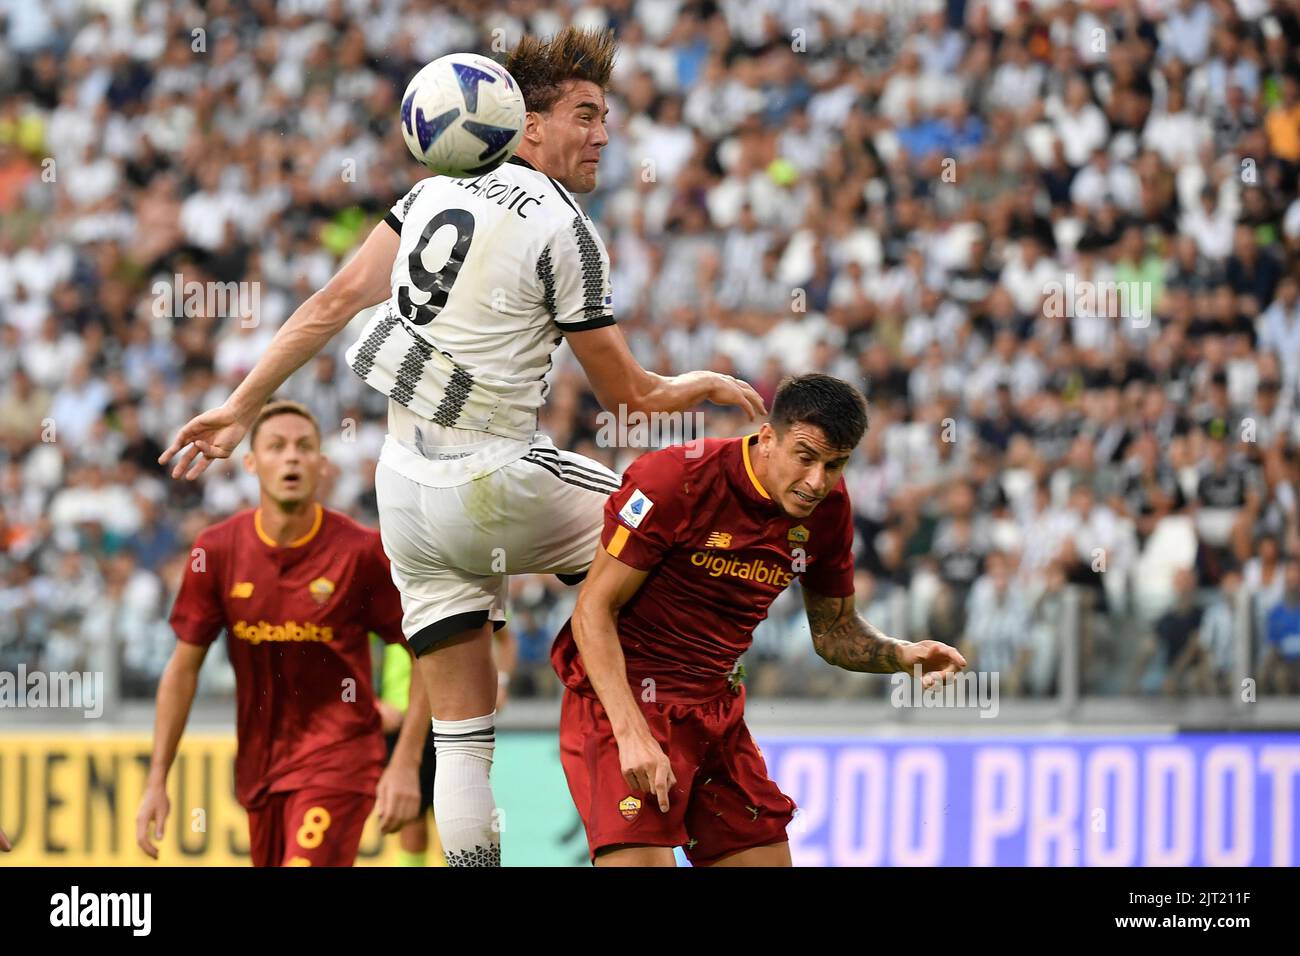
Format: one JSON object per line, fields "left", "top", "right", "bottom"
{"left": 624, "top": 380, "right": 662, "bottom": 417}
{"left": 811, "top": 633, "right": 837, "bottom": 666}
{"left": 159, "top": 652, "right": 201, "bottom": 697}
{"left": 570, "top": 598, "right": 598, "bottom": 645}
{"left": 589, "top": 371, "right": 653, "bottom": 416}
{"left": 165, "top": 639, "right": 207, "bottom": 679}
{"left": 571, "top": 334, "right": 658, "bottom": 413}
{"left": 312, "top": 282, "right": 370, "bottom": 331}
{"left": 571, "top": 594, "right": 617, "bottom": 649}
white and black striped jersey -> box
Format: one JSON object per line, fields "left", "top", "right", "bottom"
{"left": 345, "top": 156, "right": 615, "bottom": 442}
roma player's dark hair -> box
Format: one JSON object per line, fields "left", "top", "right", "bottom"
{"left": 770, "top": 373, "right": 869, "bottom": 452}
{"left": 250, "top": 399, "right": 321, "bottom": 448}
{"left": 505, "top": 26, "right": 617, "bottom": 114}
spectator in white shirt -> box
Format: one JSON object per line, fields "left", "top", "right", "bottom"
{"left": 1142, "top": 84, "right": 1212, "bottom": 168}
{"left": 11, "top": 227, "right": 75, "bottom": 301}
{"left": 1180, "top": 186, "right": 1237, "bottom": 261}
{"left": 1258, "top": 276, "right": 1300, "bottom": 389}
{"left": 1132, "top": 483, "right": 1199, "bottom": 622}
{"left": 962, "top": 551, "right": 1034, "bottom": 691}
{"left": 1000, "top": 234, "right": 1060, "bottom": 316}
{"left": 987, "top": 40, "right": 1046, "bottom": 115}
{"left": 21, "top": 317, "right": 85, "bottom": 391}
{"left": 178, "top": 162, "right": 238, "bottom": 251}
{"left": 1189, "top": 25, "right": 1259, "bottom": 114}
{"left": 1070, "top": 146, "right": 1142, "bottom": 211}
{"left": 1243, "top": 534, "right": 1287, "bottom": 647}
{"left": 46, "top": 361, "right": 111, "bottom": 447}
{"left": 913, "top": 9, "right": 964, "bottom": 76}
{"left": 1050, "top": 76, "right": 1110, "bottom": 168}
{"left": 1160, "top": 0, "right": 1216, "bottom": 66}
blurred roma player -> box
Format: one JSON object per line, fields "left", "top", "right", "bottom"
{"left": 136, "top": 400, "right": 429, "bottom": 866}
{"left": 553, "top": 374, "right": 967, "bottom": 866}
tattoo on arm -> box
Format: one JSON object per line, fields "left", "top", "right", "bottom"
{"left": 804, "top": 590, "right": 908, "bottom": 673}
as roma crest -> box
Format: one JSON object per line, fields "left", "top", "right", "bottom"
{"left": 309, "top": 577, "right": 335, "bottom": 605}
{"left": 618, "top": 796, "right": 642, "bottom": 821}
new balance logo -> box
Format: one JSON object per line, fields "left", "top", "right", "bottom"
{"left": 704, "top": 531, "right": 732, "bottom": 549}
{"left": 230, "top": 582, "right": 254, "bottom": 598}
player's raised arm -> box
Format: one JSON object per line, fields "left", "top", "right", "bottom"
{"left": 540, "top": 194, "right": 765, "bottom": 422}
{"left": 802, "top": 587, "right": 968, "bottom": 686}
{"left": 571, "top": 546, "right": 676, "bottom": 812}
{"left": 159, "top": 220, "right": 401, "bottom": 480}
{"left": 566, "top": 326, "right": 766, "bottom": 421}
{"left": 136, "top": 640, "right": 209, "bottom": 859}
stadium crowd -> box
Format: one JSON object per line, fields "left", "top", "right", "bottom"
{"left": 1, "top": 0, "right": 1299, "bottom": 704}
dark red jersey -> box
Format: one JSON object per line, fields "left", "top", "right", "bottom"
{"left": 551, "top": 434, "right": 856, "bottom": 702}
{"left": 169, "top": 504, "right": 406, "bottom": 808}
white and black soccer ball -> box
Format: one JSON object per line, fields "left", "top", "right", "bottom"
{"left": 399, "top": 52, "right": 526, "bottom": 178}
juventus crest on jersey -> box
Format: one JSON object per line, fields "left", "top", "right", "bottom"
{"left": 345, "top": 155, "right": 615, "bottom": 441}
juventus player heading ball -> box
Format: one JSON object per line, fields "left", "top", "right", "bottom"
{"left": 158, "top": 27, "right": 765, "bottom": 867}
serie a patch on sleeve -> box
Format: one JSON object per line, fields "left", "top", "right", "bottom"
{"left": 618, "top": 488, "right": 654, "bottom": 528}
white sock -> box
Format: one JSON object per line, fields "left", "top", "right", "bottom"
{"left": 431, "top": 712, "right": 500, "bottom": 867}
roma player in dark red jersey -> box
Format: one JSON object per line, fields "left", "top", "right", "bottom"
{"left": 553, "top": 374, "right": 967, "bottom": 866}
{"left": 136, "top": 401, "right": 430, "bottom": 866}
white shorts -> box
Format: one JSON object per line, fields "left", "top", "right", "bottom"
{"left": 375, "top": 431, "right": 621, "bottom": 654}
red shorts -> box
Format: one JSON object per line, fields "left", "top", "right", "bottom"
{"left": 558, "top": 685, "right": 794, "bottom": 866}
{"left": 246, "top": 787, "right": 374, "bottom": 867}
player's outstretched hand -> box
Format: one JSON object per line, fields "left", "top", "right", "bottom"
{"left": 701, "top": 372, "right": 767, "bottom": 422}
{"left": 375, "top": 761, "right": 422, "bottom": 834}
{"left": 159, "top": 403, "right": 252, "bottom": 480}
{"left": 0, "top": 825, "right": 11, "bottom": 852}
{"left": 136, "top": 783, "right": 170, "bottom": 860}
{"left": 901, "top": 640, "right": 969, "bottom": 688}
{"left": 618, "top": 732, "right": 677, "bottom": 814}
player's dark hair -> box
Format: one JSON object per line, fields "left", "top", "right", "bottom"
{"left": 250, "top": 400, "right": 321, "bottom": 448}
{"left": 770, "top": 374, "right": 868, "bottom": 452}
{"left": 506, "top": 27, "right": 617, "bottom": 114}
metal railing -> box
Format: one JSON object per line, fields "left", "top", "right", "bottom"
{"left": 4, "top": 585, "right": 1299, "bottom": 730}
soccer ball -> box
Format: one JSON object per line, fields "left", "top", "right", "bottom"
{"left": 399, "top": 52, "right": 526, "bottom": 178}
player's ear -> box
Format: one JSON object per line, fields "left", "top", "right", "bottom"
{"left": 757, "top": 422, "right": 777, "bottom": 451}
{"left": 522, "top": 110, "right": 544, "bottom": 146}
{"left": 242, "top": 451, "right": 256, "bottom": 474}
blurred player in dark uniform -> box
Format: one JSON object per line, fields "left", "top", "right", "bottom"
{"left": 136, "top": 401, "right": 430, "bottom": 866}
{"left": 552, "top": 374, "right": 967, "bottom": 866}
